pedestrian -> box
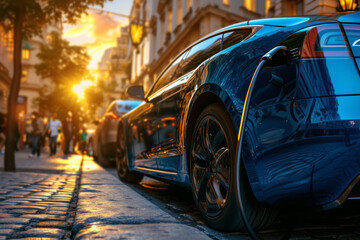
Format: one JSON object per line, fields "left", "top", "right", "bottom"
{"left": 79, "top": 127, "right": 87, "bottom": 155}
{"left": 48, "top": 113, "right": 61, "bottom": 156}
{"left": 0, "top": 113, "right": 5, "bottom": 155}
{"left": 62, "top": 115, "right": 74, "bottom": 156}
{"left": 29, "top": 112, "right": 44, "bottom": 158}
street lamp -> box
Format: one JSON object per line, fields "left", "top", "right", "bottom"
{"left": 88, "top": 7, "right": 146, "bottom": 48}
{"left": 130, "top": 21, "right": 144, "bottom": 48}
{"left": 338, "top": 0, "right": 359, "bottom": 11}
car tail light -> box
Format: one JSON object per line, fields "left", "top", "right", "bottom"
{"left": 106, "top": 112, "right": 119, "bottom": 119}
{"left": 301, "top": 24, "right": 351, "bottom": 58}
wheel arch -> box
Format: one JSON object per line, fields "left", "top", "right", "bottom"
{"left": 184, "top": 83, "right": 263, "bottom": 203}
{"left": 184, "top": 84, "right": 239, "bottom": 174}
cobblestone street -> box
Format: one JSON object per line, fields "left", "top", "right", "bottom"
{"left": 0, "top": 153, "right": 82, "bottom": 239}
{"left": 1, "top": 151, "right": 360, "bottom": 239}
{"left": 0, "top": 152, "right": 210, "bottom": 240}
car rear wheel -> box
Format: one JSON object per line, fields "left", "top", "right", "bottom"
{"left": 115, "top": 124, "right": 143, "bottom": 184}
{"left": 189, "top": 103, "right": 277, "bottom": 231}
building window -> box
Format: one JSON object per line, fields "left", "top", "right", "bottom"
{"left": 140, "top": 44, "right": 145, "bottom": 70}
{"left": 22, "top": 49, "right": 30, "bottom": 60}
{"left": 223, "top": 0, "right": 229, "bottom": 5}
{"left": 167, "top": 7, "right": 173, "bottom": 33}
{"left": 283, "top": 0, "right": 303, "bottom": 16}
{"left": 6, "top": 30, "right": 13, "bottom": 53}
{"left": 177, "top": 0, "right": 183, "bottom": 25}
{"left": 46, "top": 34, "right": 53, "bottom": 44}
{"left": 161, "top": 16, "right": 165, "bottom": 45}
{"left": 244, "top": 0, "right": 256, "bottom": 11}
{"left": 187, "top": 0, "right": 192, "bottom": 11}
{"left": 265, "top": 0, "right": 271, "bottom": 15}
{"left": 21, "top": 70, "right": 28, "bottom": 82}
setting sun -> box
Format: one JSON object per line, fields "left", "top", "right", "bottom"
{"left": 72, "top": 80, "right": 94, "bottom": 100}
{"left": 63, "top": 11, "right": 128, "bottom": 70}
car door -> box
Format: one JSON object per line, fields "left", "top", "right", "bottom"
{"left": 130, "top": 52, "right": 187, "bottom": 170}
{"left": 127, "top": 99, "right": 159, "bottom": 169}
{"left": 156, "top": 34, "right": 224, "bottom": 172}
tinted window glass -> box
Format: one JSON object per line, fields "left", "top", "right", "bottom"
{"left": 175, "top": 34, "right": 222, "bottom": 78}
{"left": 149, "top": 52, "right": 187, "bottom": 95}
{"left": 115, "top": 101, "right": 141, "bottom": 115}
{"left": 222, "top": 29, "right": 252, "bottom": 50}
{"left": 343, "top": 24, "right": 360, "bottom": 57}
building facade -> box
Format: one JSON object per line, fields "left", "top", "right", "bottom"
{"left": 129, "top": 0, "right": 355, "bottom": 92}
{"left": 269, "top": 0, "right": 339, "bottom": 17}
{"left": 0, "top": 22, "right": 13, "bottom": 114}
{"left": 129, "top": 0, "right": 271, "bottom": 93}
{"left": 18, "top": 22, "right": 62, "bottom": 118}
{"left": 97, "top": 26, "right": 131, "bottom": 116}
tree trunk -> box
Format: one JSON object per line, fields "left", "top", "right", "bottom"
{"left": 4, "top": 5, "right": 25, "bottom": 171}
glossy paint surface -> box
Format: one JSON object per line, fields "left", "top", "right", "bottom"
{"left": 338, "top": 12, "right": 360, "bottom": 24}
{"left": 119, "top": 12, "right": 360, "bottom": 208}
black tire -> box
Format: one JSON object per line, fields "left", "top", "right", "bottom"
{"left": 97, "top": 137, "right": 110, "bottom": 167}
{"left": 115, "top": 123, "right": 143, "bottom": 183}
{"left": 189, "top": 103, "right": 277, "bottom": 232}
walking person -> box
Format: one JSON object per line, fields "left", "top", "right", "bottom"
{"left": 29, "top": 112, "right": 44, "bottom": 158}
{"left": 48, "top": 113, "right": 61, "bottom": 156}
{"left": 62, "top": 115, "right": 74, "bottom": 156}
{"left": 79, "top": 127, "right": 87, "bottom": 155}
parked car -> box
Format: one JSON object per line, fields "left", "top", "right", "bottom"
{"left": 116, "top": 12, "right": 360, "bottom": 232}
{"left": 91, "top": 100, "right": 142, "bottom": 166}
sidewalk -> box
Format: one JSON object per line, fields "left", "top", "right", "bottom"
{"left": 0, "top": 151, "right": 210, "bottom": 239}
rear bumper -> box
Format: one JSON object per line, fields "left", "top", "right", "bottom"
{"left": 247, "top": 95, "right": 360, "bottom": 208}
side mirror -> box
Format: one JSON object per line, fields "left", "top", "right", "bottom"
{"left": 126, "top": 85, "right": 145, "bottom": 100}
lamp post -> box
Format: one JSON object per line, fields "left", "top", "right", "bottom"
{"left": 338, "top": 0, "right": 359, "bottom": 11}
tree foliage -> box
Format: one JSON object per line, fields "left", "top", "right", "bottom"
{"left": 35, "top": 32, "right": 90, "bottom": 121}
{"left": 0, "top": 0, "right": 108, "bottom": 38}
{"left": 35, "top": 31, "right": 90, "bottom": 86}
{"left": 0, "top": 0, "right": 110, "bottom": 171}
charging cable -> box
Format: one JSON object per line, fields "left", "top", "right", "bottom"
{"left": 235, "top": 46, "right": 288, "bottom": 240}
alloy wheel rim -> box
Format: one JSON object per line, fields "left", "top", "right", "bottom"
{"left": 191, "top": 115, "right": 231, "bottom": 217}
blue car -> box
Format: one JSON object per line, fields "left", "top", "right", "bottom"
{"left": 116, "top": 12, "right": 360, "bottom": 231}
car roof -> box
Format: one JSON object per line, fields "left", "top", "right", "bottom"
{"left": 211, "top": 12, "right": 359, "bottom": 34}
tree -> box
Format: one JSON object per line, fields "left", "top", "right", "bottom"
{"left": 0, "top": 0, "right": 110, "bottom": 171}
{"left": 35, "top": 31, "right": 90, "bottom": 123}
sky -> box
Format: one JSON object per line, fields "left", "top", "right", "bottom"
{"left": 63, "top": 0, "right": 133, "bottom": 70}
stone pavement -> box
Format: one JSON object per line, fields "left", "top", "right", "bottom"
{"left": 0, "top": 151, "right": 211, "bottom": 240}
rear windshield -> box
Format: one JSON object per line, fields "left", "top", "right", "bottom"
{"left": 116, "top": 101, "right": 141, "bottom": 115}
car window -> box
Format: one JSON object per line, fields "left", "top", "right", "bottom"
{"left": 174, "top": 34, "right": 223, "bottom": 78}
{"left": 221, "top": 29, "right": 252, "bottom": 50}
{"left": 148, "top": 51, "right": 188, "bottom": 96}
{"left": 115, "top": 101, "right": 141, "bottom": 115}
